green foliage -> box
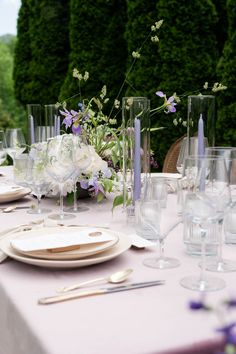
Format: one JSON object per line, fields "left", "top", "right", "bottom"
{"left": 60, "top": 0, "right": 127, "bottom": 116}
{"left": 154, "top": 0, "right": 219, "bottom": 167}
{"left": 124, "top": 0, "right": 161, "bottom": 101}
{"left": 14, "top": 0, "right": 70, "bottom": 105}
{"left": 216, "top": 0, "right": 236, "bottom": 146}
{"left": 0, "top": 37, "right": 25, "bottom": 130}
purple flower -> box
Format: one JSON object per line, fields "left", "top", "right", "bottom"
{"left": 216, "top": 322, "right": 236, "bottom": 345}
{"left": 166, "top": 96, "right": 177, "bottom": 113}
{"left": 72, "top": 124, "right": 81, "bottom": 135}
{"left": 189, "top": 300, "right": 206, "bottom": 310}
{"left": 60, "top": 109, "right": 73, "bottom": 129}
{"left": 156, "top": 91, "right": 165, "bottom": 98}
{"left": 80, "top": 180, "right": 89, "bottom": 190}
{"left": 226, "top": 299, "right": 236, "bottom": 308}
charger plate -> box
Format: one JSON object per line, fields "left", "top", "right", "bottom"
{"left": 10, "top": 227, "right": 119, "bottom": 260}
{"left": 1, "top": 229, "right": 132, "bottom": 269}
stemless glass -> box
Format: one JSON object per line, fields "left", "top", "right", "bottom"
{"left": 5, "top": 128, "right": 26, "bottom": 164}
{"left": 180, "top": 192, "right": 226, "bottom": 292}
{"left": 140, "top": 177, "right": 181, "bottom": 269}
{"left": 45, "top": 134, "right": 76, "bottom": 220}
{"left": 66, "top": 134, "right": 91, "bottom": 213}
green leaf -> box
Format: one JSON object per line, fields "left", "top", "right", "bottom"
{"left": 112, "top": 194, "right": 124, "bottom": 212}
{"left": 97, "top": 191, "right": 104, "bottom": 203}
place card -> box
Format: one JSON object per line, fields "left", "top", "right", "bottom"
{"left": 130, "top": 233, "right": 155, "bottom": 249}
{"left": 11, "top": 228, "right": 116, "bottom": 252}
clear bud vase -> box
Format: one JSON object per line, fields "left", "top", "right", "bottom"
{"left": 122, "top": 97, "right": 150, "bottom": 220}
{"left": 187, "top": 95, "right": 215, "bottom": 151}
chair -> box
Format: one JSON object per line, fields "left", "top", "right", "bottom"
{"left": 162, "top": 135, "right": 186, "bottom": 173}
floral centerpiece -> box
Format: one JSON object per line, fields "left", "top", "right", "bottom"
{"left": 40, "top": 18, "right": 226, "bottom": 206}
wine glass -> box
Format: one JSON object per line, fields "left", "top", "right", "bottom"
{"left": 45, "top": 134, "right": 77, "bottom": 220}
{"left": 176, "top": 137, "right": 208, "bottom": 174}
{"left": 65, "top": 134, "right": 91, "bottom": 213}
{"left": 140, "top": 177, "right": 181, "bottom": 269}
{"left": 5, "top": 128, "right": 26, "bottom": 164}
{"left": 0, "top": 130, "right": 7, "bottom": 166}
{"left": 25, "top": 146, "right": 52, "bottom": 214}
{"left": 180, "top": 192, "right": 226, "bottom": 291}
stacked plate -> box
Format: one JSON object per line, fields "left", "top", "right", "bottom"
{"left": 1, "top": 226, "right": 132, "bottom": 269}
{"left": 0, "top": 185, "right": 31, "bottom": 203}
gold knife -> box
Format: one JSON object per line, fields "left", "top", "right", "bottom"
{"left": 38, "top": 280, "right": 165, "bottom": 305}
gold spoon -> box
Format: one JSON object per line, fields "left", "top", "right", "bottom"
{"left": 57, "top": 268, "right": 133, "bottom": 293}
{"left": 2, "top": 205, "right": 33, "bottom": 213}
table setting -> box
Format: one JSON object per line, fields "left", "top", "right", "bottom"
{"left": 0, "top": 95, "right": 236, "bottom": 354}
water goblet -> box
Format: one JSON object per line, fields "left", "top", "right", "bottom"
{"left": 140, "top": 177, "right": 181, "bottom": 269}
{"left": 180, "top": 193, "right": 226, "bottom": 291}
{"left": 45, "top": 134, "right": 76, "bottom": 220}
{"left": 25, "top": 147, "right": 52, "bottom": 214}
{"left": 5, "top": 128, "right": 26, "bottom": 164}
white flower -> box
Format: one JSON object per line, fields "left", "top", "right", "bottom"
{"left": 132, "top": 51, "right": 141, "bottom": 59}
{"left": 151, "top": 36, "right": 159, "bottom": 43}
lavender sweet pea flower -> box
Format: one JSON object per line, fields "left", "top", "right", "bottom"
{"left": 166, "top": 96, "right": 177, "bottom": 113}
{"left": 60, "top": 109, "right": 73, "bottom": 129}
{"left": 156, "top": 91, "right": 165, "bottom": 98}
{"left": 102, "top": 168, "right": 112, "bottom": 179}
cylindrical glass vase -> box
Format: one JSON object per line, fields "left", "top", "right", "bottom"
{"left": 187, "top": 95, "right": 215, "bottom": 152}
{"left": 122, "top": 97, "right": 150, "bottom": 219}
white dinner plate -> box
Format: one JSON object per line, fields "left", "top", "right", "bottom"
{"left": 0, "top": 187, "right": 31, "bottom": 203}
{"left": 1, "top": 230, "right": 132, "bottom": 269}
{"left": 10, "top": 227, "right": 119, "bottom": 260}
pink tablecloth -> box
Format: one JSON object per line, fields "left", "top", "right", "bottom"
{"left": 0, "top": 167, "right": 235, "bottom": 354}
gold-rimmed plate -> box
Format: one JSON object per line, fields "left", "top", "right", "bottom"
{"left": 1, "top": 229, "right": 131, "bottom": 269}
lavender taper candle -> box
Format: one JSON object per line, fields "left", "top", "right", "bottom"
{"left": 134, "top": 117, "right": 141, "bottom": 201}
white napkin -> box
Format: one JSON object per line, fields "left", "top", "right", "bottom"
{"left": 130, "top": 233, "right": 155, "bottom": 248}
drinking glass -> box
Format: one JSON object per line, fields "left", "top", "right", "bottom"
{"left": 45, "top": 134, "right": 76, "bottom": 220}
{"left": 180, "top": 193, "right": 225, "bottom": 291}
{"left": 26, "top": 147, "right": 52, "bottom": 214}
{"left": 176, "top": 137, "right": 208, "bottom": 174}
{"left": 186, "top": 155, "right": 235, "bottom": 272}
{"left": 0, "top": 130, "right": 7, "bottom": 166}
{"left": 140, "top": 177, "right": 181, "bottom": 269}
{"left": 66, "top": 134, "right": 91, "bottom": 213}
{"left": 5, "top": 128, "right": 26, "bottom": 164}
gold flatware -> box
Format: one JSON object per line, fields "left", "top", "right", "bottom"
{"left": 1, "top": 205, "right": 33, "bottom": 213}
{"left": 57, "top": 268, "right": 133, "bottom": 293}
{"left": 39, "top": 280, "right": 165, "bottom": 305}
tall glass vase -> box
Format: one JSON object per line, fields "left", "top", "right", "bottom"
{"left": 187, "top": 95, "right": 215, "bottom": 154}
{"left": 122, "top": 97, "right": 150, "bottom": 219}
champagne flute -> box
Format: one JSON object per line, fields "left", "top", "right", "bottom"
{"left": 140, "top": 177, "right": 181, "bottom": 269}
{"left": 5, "top": 128, "right": 26, "bottom": 164}
{"left": 45, "top": 134, "right": 76, "bottom": 220}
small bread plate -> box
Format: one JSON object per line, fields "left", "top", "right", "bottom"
{"left": 1, "top": 227, "right": 132, "bottom": 269}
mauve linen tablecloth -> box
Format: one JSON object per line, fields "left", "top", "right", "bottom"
{"left": 0, "top": 166, "right": 235, "bottom": 354}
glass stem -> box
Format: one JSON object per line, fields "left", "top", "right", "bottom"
{"left": 59, "top": 183, "right": 64, "bottom": 219}
{"left": 73, "top": 177, "right": 78, "bottom": 211}
{"left": 37, "top": 195, "right": 42, "bottom": 213}
{"left": 217, "top": 218, "right": 224, "bottom": 264}
{"left": 159, "top": 239, "right": 165, "bottom": 260}
{"left": 199, "top": 229, "right": 207, "bottom": 283}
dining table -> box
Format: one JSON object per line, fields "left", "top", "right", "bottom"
{"left": 0, "top": 166, "right": 235, "bottom": 354}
